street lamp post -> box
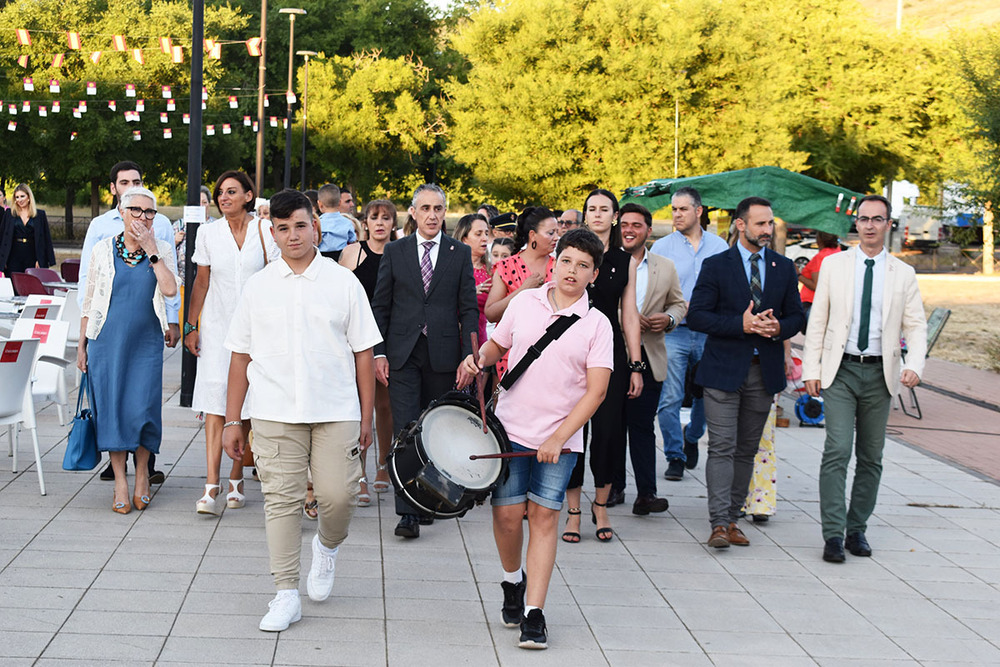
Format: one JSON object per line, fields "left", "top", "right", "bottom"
{"left": 296, "top": 50, "right": 318, "bottom": 189}
{"left": 254, "top": 0, "right": 268, "bottom": 197}
{"left": 279, "top": 7, "right": 306, "bottom": 190}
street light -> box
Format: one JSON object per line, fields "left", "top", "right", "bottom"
{"left": 254, "top": 0, "right": 268, "bottom": 198}
{"left": 296, "top": 50, "right": 318, "bottom": 189}
{"left": 279, "top": 7, "right": 306, "bottom": 190}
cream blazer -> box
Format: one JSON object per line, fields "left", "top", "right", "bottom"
{"left": 802, "top": 247, "right": 926, "bottom": 395}
{"left": 637, "top": 252, "right": 687, "bottom": 382}
{"left": 82, "top": 237, "right": 178, "bottom": 339}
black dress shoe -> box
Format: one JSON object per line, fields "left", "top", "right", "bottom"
{"left": 149, "top": 470, "right": 166, "bottom": 485}
{"left": 605, "top": 488, "right": 626, "bottom": 508}
{"left": 632, "top": 494, "right": 669, "bottom": 515}
{"left": 664, "top": 459, "right": 685, "bottom": 481}
{"left": 394, "top": 515, "right": 420, "bottom": 538}
{"left": 683, "top": 425, "right": 699, "bottom": 469}
{"left": 823, "top": 537, "right": 846, "bottom": 563}
{"left": 99, "top": 460, "right": 116, "bottom": 481}
{"left": 418, "top": 515, "right": 435, "bottom": 526}
{"left": 845, "top": 531, "right": 872, "bottom": 557}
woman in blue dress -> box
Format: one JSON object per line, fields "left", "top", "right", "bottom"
{"left": 77, "top": 187, "right": 179, "bottom": 514}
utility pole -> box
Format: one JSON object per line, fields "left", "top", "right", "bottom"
{"left": 297, "top": 50, "right": 317, "bottom": 189}
{"left": 254, "top": 0, "right": 268, "bottom": 196}
{"left": 984, "top": 202, "right": 995, "bottom": 275}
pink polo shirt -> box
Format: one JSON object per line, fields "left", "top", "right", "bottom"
{"left": 492, "top": 283, "right": 614, "bottom": 452}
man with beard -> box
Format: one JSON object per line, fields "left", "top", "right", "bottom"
{"left": 687, "top": 197, "right": 803, "bottom": 549}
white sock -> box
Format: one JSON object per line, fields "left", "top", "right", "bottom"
{"left": 315, "top": 535, "right": 339, "bottom": 557}
{"left": 524, "top": 604, "right": 542, "bottom": 614}
{"left": 503, "top": 569, "right": 523, "bottom": 585}
{"left": 276, "top": 589, "right": 299, "bottom": 599}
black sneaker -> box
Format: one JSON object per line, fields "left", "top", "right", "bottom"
{"left": 518, "top": 608, "right": 547, "bottom": 649}
{"left": 99, "top": 460, "right": 116, "bottom": 481}
{"left": 501, "top": 576, "right": 525, "bottom": 628}
{"left": 664, "top": 459, "right": 685, "bottom": 481}
{"left": 683, "top": 425, "right": 699, "bottom": 469}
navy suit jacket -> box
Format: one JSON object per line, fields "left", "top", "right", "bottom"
{"left": 687, "top": 245, "right": 804, "bottom": 395}
{"left": 371, "top": 233, "right": 479, "bottom": 373}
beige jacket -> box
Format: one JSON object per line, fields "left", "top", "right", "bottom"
{"left": 802, "top": 247, "right": 926, "bottom": 395}
{"left": 638, "top": 252, "right": 687, "bottom": 382}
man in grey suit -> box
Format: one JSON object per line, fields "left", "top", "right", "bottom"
{"left": 372, "top": 183, "right": 479, "bottom": 538}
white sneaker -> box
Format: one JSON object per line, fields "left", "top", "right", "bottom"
{"left": 306, "top": 533, "right": 338, "bottom": 602}
{"left": 258, "top": 590, "right": 301, "bottom": 632}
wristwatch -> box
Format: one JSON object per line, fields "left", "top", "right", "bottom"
{"left": 183, "top": 322, "right": 198, "bottom": 336}
{"left": 148, "top": 254, "right": 160, "bottom": 264}
{"left": 667, "top": 314, "right": 676, "bottom": 331}
{"left": 628, "top": 360, "right": 647, "bottom": 373}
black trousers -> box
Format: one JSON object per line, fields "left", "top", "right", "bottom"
{"left": 618, "top": 361, "right": 661, "bottom": 497}
{"left": 387, "top": 335, "right": 455, "bottom": 516}
{"left": 568, "top": 360, "right": 628, "bottom": 489}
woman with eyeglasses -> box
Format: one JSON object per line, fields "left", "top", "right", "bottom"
{"left": 183, "top": 170, "right": 280, "bottom": 516}
{"left": 0, "top": 182, "right": 56, "bottom": 281}
{"left": 77, "top": 187, "right": 179, "bottom": 514}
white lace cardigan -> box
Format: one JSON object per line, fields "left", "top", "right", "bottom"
{"left": 82, "top": 237, "right": 179, "bottom": 339}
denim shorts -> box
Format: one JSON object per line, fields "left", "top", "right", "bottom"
{"left": 491, "top": 442, "right": 579, "bottom": 511}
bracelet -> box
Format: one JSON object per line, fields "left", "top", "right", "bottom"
{"left": 183, "top": 322, "right": 198, "bottom": 336}
{"left": 223, "top": 420, "right": 242, "bottom": 429}
{"left": 628, "top": 360, "right": 647, "bottom": 373}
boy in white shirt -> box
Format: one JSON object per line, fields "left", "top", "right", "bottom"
{"left": 222, "top": 189, "right": 382, "bottom": 632}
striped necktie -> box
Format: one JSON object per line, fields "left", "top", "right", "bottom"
{"left": 420, "top": 241, "right": 434, "bottom": 294}
{"left": 749, "top": 252, "right": 762, "bottom": 311}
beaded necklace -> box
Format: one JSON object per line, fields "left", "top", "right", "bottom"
{"left": 115, "top": 233, "right": 147, "bottom": 267}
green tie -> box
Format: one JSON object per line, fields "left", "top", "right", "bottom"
{"left": 857, "top": 258, "right": 874, "bottom": 352}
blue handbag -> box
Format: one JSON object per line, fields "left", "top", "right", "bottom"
{"left": 63, "top": 372, "right": 100, "bottom": 471}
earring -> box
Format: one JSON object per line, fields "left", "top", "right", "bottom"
{"left": 530, "top": 241, "right": 537, "bottom": 250}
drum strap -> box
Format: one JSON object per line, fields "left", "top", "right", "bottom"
{"left": 498, "top": 314, "right": 581, "bottom": 392}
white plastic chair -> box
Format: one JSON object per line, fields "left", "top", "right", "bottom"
{"left": 25, "top": 294, "right": 66, "bottom": 319}
{"left": 0, "top": 277, "right": 14, "bottom": 299}
{"left": 1, "top": 338, "right": 45, "bottom": 495}
{"left": 10, "top": 319, "right": 71, "bottom": 426}
{"left": 18, "top": 303, "right": 63, "bottom": 322}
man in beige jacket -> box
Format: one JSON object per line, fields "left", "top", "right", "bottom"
{"left": 802, "top": 195, "right": 926, "bottom": 563}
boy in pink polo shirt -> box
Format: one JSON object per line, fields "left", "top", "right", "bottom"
{"left": 462, "top": 228, "right": 613, "bottom": 649}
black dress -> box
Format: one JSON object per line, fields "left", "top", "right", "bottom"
{"left": 352, "top": 240, "right": 382, "bottom": 302}
{"left": 0, "top": 208, "right": 56, "bottom": 276}
{"left": 568, "top": 246, "right": 631, "bottom": 489}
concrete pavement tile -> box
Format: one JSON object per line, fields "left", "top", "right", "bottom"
{"left": 40, "top": 632, "right": 163, "bottom": 661}
{"left": 273, "top": 638, "right": 385, "bottom": 666}
{"left": 650, "top": 571, "right": 745, "bottom": 593}
{"left": 0, "top": 586, "right": 83, "bottom": 610}
{"left": 576, "top": 604, "right": 684, "bottom": 629}
{"left": 384, "top": 597, "right": 482, "bottom": 622}
{"left": 813, "top": 660, "right": 915, "bottom": 667}
{"left": 763, "top": 599, "right": 879, "bottom": 636}
{"left": 8, "top": 549, "right": 110, "bottom": 571}
{"left": 60, "top": 610, "right": 175, "bottom": 636}
{"left": 385, "top": 642, "right": 498, "bottom": 665}
{"left": 114, "top": 537, "right": 209, "bottom": 557}
{"left": 691, "top": 630, "right": 808, "bottom": 656}
{"left": 196, "top": 554, "right": 276, "bottom": 574}
{"left": 888, "top": 564, "right": 981, "bottom": 583}
{"left": 91, "top": 569, "right": 193, "bottom": 592}
{"left": 0, "top": 630, "right": 54, "bottom": 657}
{"left": 605, "top": 649, "right": 713, "bottom": 666}
{"left": 189, "top": 572, "right": 275, "bottom": 595}
{"left": 76, "top": 588, "right": 185, "bottom": 613}
{"left": 0, "top": 607, "right": 70, "bottom": 633}
{"left": 18, "top": 534, "right": 120, "bottom": 553}
{"left": 0, "top": 658, "right": 36, "bottom": 666}
{"left": 493, "top": 643, "right": 607, "bottom": 666}
{"left": 103, "top": 550, "right": 201, "bottom": 573}
{"left": 965, "top": 567, "right": 1000, "bottom": 584}
{"left": 383, "top": 578, "right": 481, "bottom": 601}
{"left": 591, "top": 625, "right": 700, "bottom": 652}
{"left": 0, "top": 567, "right": 97, "bottom": 589}
{"left": 738, "top": 575, "right": 830, "bottom": 596}
{"left": 568, "top": 584, "right": 669, "bottom": 607}
{"left": 158, "top": 636, "right": 276, "bottom": 664}
{"left": 890, "top": 635, "right": 1000, "bottom": 662}
{"left": 559, "top": 568, "right": 651, "bottom": 589}
{"left": 170, "top": 612, "right": 281, "bottom": 638}
{"left": 918, "top": 580, "right": 1000, "bottom": 601}
{"left": 387, "top": 619, "right": 493, "bottom": 646}
{"left": 180, "top": 591, "right": 268, "bottom": 616}
{"left": 631, "top": 551, "right": 731, "bottom": 575}
{"left": 962, "top": 617, "right": 1000, "bottom": 643}
{"left": 793, "top": 632, "right": 909, "bottom": 660}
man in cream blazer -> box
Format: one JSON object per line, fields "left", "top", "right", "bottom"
{"left": 803, "top": 195, "right": 926, "bottom": 563}
{"left": 617, "top": 203, "right": 687, "bottom": 515}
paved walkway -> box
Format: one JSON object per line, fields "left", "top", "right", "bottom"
{"left": 2, "top": 347, "right": 1000, "bottom": 666}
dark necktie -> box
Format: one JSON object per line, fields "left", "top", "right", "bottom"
{"left": 749, "top": 253, "right": 762, "bottom": 311}
{"left": 420, "top": 241, "right": 434, "bottom": 294}
{"left": 857, "top": 258, "right": 874, "bottom": 352}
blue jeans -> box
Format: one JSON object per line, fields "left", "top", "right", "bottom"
{"left": 492, "top": 443, "right": 579, "bottom": 511}
{"left": 657, "top": 326, "right": 707, "bottom": 462}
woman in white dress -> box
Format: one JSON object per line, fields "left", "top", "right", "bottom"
{"left": 184, "top": 171, "right": 279, "bottom": 515}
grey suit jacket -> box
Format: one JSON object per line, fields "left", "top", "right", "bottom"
{"left": 371, "top": 233, "right": 479, "bottom": 373}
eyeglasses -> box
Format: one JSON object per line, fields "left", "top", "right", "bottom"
{"left": 125, "top": 206, "right": 158, "bottom": 220}
{"left": 855, "top": 216, "right": 887, "bottom": 225}
{"left": 558, "top": 220, "right": 579, "bottom": 227}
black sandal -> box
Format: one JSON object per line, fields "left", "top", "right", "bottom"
{"left": 561, "top": 508, "right": 581, "bottom": 543}
{"left": 592, "top": 501, "right": 614, "bottom": 542}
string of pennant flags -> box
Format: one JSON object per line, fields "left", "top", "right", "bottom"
{"left": 5, "top": 27, "right": 264, "bottom": 67}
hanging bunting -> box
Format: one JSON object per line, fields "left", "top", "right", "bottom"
{"left": 132, "top": 49, "right": 144, "bottom": 65}
{"left": 269, "top": 116, "right": 278, "bottom": 127}
{"left": 52, "top": 101, "right": 60, "bottom": 113}
{"left": 246, "top": 37, "right": 262, "bottom": 57}
{"left": 49, "top": 79, "right": 60, "bottom": 93}
{"left": 163, "top": 128, "right": 172, "bottom": 139}
{"left": 7, "top": 104, "right": 16, "bottom": 115}
{"left": 38, "top": 106, "right": 47, "bottom": 117}
{"left": 21, "top": 101, "right": 30, "bottom": 113}
{"left": 78, "top": 101, "right": 87, "bottom": 112}
{"left": 67, "top": 31, "right": 82, "bottom": 50}
{"left": 206, "top": 124, "right": 215, "bottom": 136}
{"left": 183, "top": 113, "right": 190, "bottom": 124}
{"left": 253, "top": 121, "right": 259, "bottom": 132}
{"left": 136, "top": 100, "right": 145, "bottom": 112}
{"left": 86, "top": 81, "right": 97, "bottom": 95}
{"left": 7, "top": 121, "right": 16, "bottom": 132}
{"left": 283, "top": 118, "right": 288, "bottom": 129}
{"left": 108, "top": 100, "right": 116, "bottom": 111}
{"left": 125, "top": 111, "right": 139, "bottom": 122}
{"left": 133, "top": 130, "right": 141, "bottom": 141}
{"left": 113, "top": 35, "right": 127, "bottom": 51}
{"left": 166, "top": 99, "right": 175, "bottom": 111}
{"left": 17, "top": 55, "right": 29, "bottom": 68}
{"left": 16, "top": 29, "right": 31, "bottom": 46}
{"left": 90, "top": 51, "right": 102, "bottom": 64}
{"left": 243, "top": 115, "right": 251, "bottom": 127}
{"left": 73, "top": 107, "right": 81, "bottom": 118}
{"left": 160, "top": 112, "right": 167, "bottom": 123}
{"left": 209, "top": 43, "right": 221, "bottom": 59}
{"left": 70, "top": 131, "right": 77, "bottom": 141}
{"left": 51, "top": 54, "right": 64, "bottom": 68}
{"left": 286, "top": 91, "right": 296, "bottom": 105}
{"left": 159, "top": 37, "right": 172, "bottom": 54}
{"left": 229, "top": 95, "right": 238, "bottom": 109}
{"left": 222, "top": 123, "right": 231, "bottom": 135}
{"left": 202, "top": 87, "right": 208, "bottom": 101}
{"left": 23, "top": 78, "right": 34, "bottom": 91}
{"left": 204, "top": 38, "right": 215, "bottom": 52}
{"left": 126, "top": 84, "right": 136, "bottom": 97}
{"left": 171, "top": 45, "right": 183, "bottom": 63}
{"left": 162, "top": 85, "right": 171, "bottom": 99}
{"left": 264, "top": 95, "right": 269, "bottom": 107}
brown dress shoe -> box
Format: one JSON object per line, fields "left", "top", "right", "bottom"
{"left": 727, "top": 522, "right": 750, "bottom": 546}
{"left": 707, "top": 525, "right": 730, "bottom": 548}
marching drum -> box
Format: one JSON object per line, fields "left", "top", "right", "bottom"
{"left": 387, "top": 391, "right": 510, "bottom": 519}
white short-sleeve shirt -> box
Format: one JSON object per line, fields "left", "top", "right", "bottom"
{"left": 225, "top": 251, "right": 383, "bottom": 424}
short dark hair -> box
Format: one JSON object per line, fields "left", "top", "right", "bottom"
{"left": 816, "top": 231, "right": 839, "bottom": 248}
{"left": 213, "top": 170, "right": 256, "bottom": 213}
{"left": 619, "top": 202, "right": 652, "bottom": 227}
{"left": 110, "top": 161, "right": 142, "bottom": 183}
{"left": 303, "top": 189, "right": 319, "bottom": 214}
{"left": 857, "top": 194, "right": 891, "bottom": 219}
{"left": 672, "top": 186, "right": 702, "bottom": 210}
{"left": 734, "top": 196, "right": 772, "bottom": 222}
{"left": 478, "top": 203, "right": 500, "bottom": 221}
{"left": 583, "top": 188, "right": 621, "bottom": 247}
{"left": 556, "top": 228, "right": 605, "bottom": 270}
{"left": 269, "top": 189, "right": 314, "bottom": 221}
{"left": 318, "top": 183, "right": 341, "bottom": 209}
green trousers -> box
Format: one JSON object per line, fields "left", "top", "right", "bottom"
{"left": 818, "top": 359, "right": 892, "bottom": 541}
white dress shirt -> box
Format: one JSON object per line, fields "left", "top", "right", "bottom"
{"left": 415, "top": 229, "right": 442, "bottom": 269}
{"left": 634, "top": 248, "right": 649, "bottom": 313}
{"left": 845, "top": 247, "right": 886, "bottom": 356}
{"left": 225, "top": 252, "right": 383, "bottom": 424}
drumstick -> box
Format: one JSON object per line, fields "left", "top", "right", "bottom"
{"left": 471, "top": 332, "right": 488, "bottom": 434}
{"left": 470, "top": 449, "right": 573, "bottom": 460}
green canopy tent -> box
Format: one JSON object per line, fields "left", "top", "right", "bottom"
{"left": 620, "top": 166, "right": 867, "bottom": 237}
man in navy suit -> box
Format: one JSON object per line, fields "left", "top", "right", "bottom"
{"left": 372, "top": 183, "right": 479, "bottom": 538}
{"left": 687, "top": 197, "right": 803, "bottom": 549}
